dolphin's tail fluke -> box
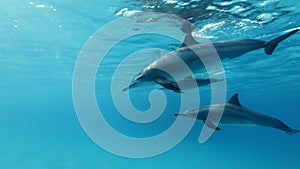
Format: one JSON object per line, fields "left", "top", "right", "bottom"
{"left": 265, "top": 29, "right": 299, "bottom": 55}
{"left": 287, "top": 129, "right": 300, "bottom": 135}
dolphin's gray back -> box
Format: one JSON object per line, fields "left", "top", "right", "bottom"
{"left": 212, "top": 39, "right": 266, "bottom": 59}
{"left": 202, "top": 105, "right": 264, "bottom": 125}
{"left": 148, "top": 39, "right": 266, "bottom": 75}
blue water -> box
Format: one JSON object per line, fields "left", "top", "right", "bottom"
{"left": 1, "top": 0, "right": 300, "bottom": 168}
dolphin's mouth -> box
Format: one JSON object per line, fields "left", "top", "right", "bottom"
{"left": 122, "top": 81, "right": 137, "bottom": 92}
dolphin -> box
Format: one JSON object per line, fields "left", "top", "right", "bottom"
{"left": 123, "top": 28, "right": 299, "bottom": 93}
{"left": 175, "top": 93, "right": 300, "bottom": 134}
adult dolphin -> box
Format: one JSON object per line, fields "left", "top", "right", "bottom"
{"left": 123, "top": 28, "right": 299, "bottom": 93}
{"left": 175, "top": 93, "right": 300, "bottom": 134}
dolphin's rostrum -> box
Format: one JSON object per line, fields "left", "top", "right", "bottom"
{"left": 175, "top": 93, "right": 300, "bottom": 134}
{"left": 123, "top": 28, "right": 299, "bottom": 93}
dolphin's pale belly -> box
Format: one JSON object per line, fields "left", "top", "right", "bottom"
{"left": 212, "top": 39, "right": 266, "bottom": 59}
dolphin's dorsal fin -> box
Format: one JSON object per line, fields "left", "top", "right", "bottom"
{"left": 228, "top": 93, "right": 242, "bottom": 106}
{"left": 205, "top": 120, "right": 221, "bottom": 130}
{"left": 180, "top": 22, "right": 199, "bottom": 48}
{"left": 180, "top": 34, "right": 199, "bottom": 48}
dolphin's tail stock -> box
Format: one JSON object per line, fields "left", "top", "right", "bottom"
{"left": 264, "top": 29, "right": 299, "bottom": 55}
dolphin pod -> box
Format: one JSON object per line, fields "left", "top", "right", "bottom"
{"left": 175, "top": 93, "right": 300, "bottom": 134}
{"left": 121, "top": 25, "right": 299, "bottom": 136}
{"left": 123, "top": 28, "right": 299, "bottom": 93}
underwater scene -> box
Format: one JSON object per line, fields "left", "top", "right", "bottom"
{"left": 1, "top": 0, "right": 300, "bottom": 168}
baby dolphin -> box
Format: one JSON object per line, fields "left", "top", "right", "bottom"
{"left": 158, "top": 76, "right": 224, "bottom": 91}
{"left": 123, "top": 28, "right": 299, "bottom": 93}
{"left": 175, "top": 93, "right": 300, "bottom": 134}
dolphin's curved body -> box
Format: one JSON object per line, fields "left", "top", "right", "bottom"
{"left": 175, "top": 93, "right": 300, "bottom": 134}
{"left": 123, "top": 29, "right": 299, "bottom": 92}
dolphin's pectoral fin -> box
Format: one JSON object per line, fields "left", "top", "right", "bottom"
{"left": 154, "top": 77, "right": 182, "bottom": 93}
{"left": 195, "top": 78, "right": 223, "bottom": 86}
{"left": 179, "top": 76, "right": 223, "bottom": 88}
{"left": 183, "top": 76, "right": 212, "bottom": 86}
{"left": 205, "top": 120, "right": 221, "bottom": 130}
